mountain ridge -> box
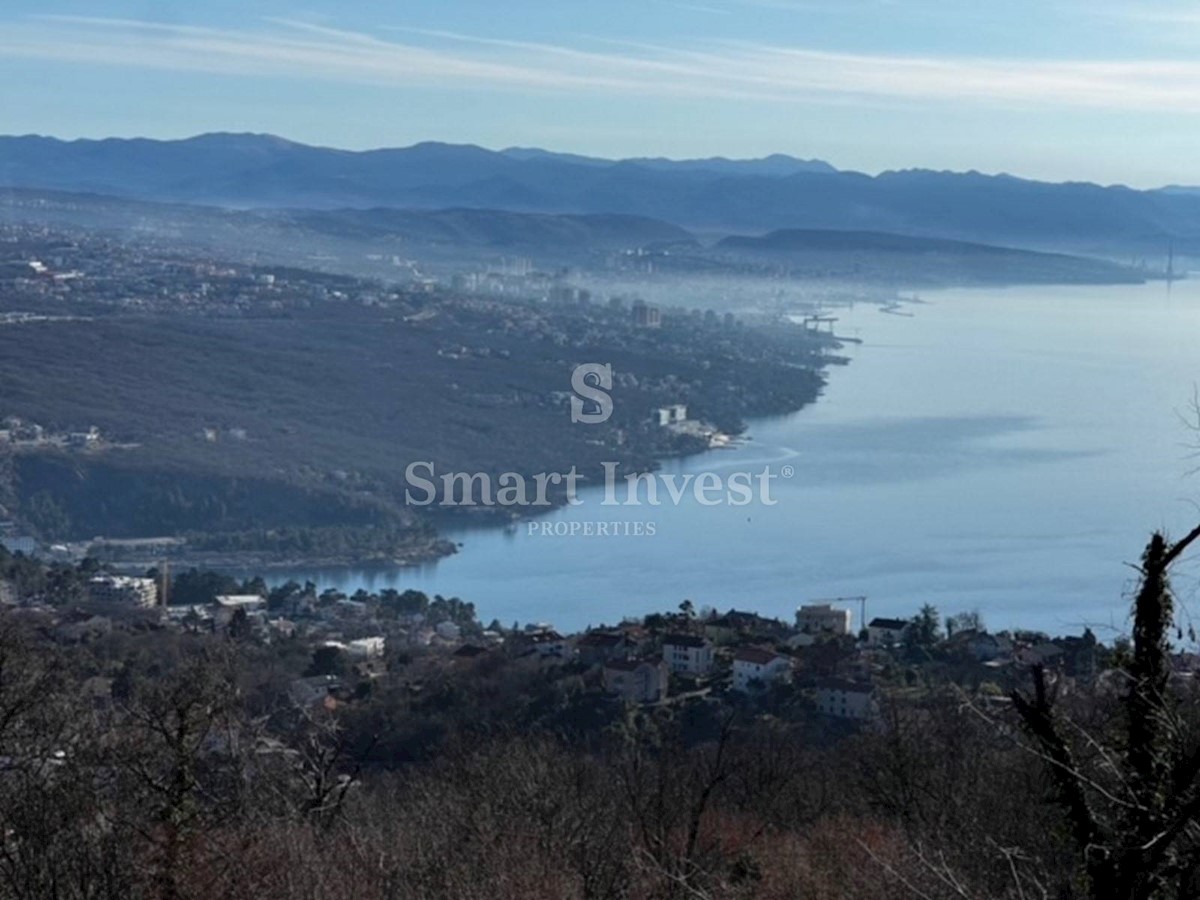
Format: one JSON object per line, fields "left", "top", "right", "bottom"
{"left": 1, "top": 133, "right": 1197, "bottom": 255}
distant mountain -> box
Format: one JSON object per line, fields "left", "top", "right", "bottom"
{"left": 719, "top": 228, "right": 1058, "bottom": 254}
{"left": 0, "top": 188, "right": 696, "bottom": 269}
{"left": 716, "top": 228, "right": 1144, "bottom": 285}
{"left": 500, "top": 147, "right": 837, "bottom": 177}
{"left": 1, "top": 133, "right": 1197, "bottom": 256}
{"left": 266, "top": 206, "right": 697, "bottom": 253}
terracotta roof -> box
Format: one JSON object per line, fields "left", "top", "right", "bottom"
{"left": 734, "top": 647, "right": 784, "bottom": 665}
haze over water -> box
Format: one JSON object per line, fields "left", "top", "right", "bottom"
{"left": 272, "top": 280, "right": 1200, "bottom": 638}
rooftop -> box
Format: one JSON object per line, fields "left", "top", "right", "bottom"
{"left": 734, "top": 647, "right": 785, "bottom": 665}
{"left": 663, "top": 633, "right": 708, "bottom": 648}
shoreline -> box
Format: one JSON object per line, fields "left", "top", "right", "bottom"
{"left": 117, "top": 401, "right": 808, "bottom": 577}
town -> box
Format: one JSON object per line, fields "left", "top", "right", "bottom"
{"left": 11, "top": 547, "right": 1114, "bottom": 734}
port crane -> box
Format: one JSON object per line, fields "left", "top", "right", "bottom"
{"left": 802, "top": 315, "right": 838, "bottom": 334}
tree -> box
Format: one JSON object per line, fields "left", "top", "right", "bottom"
{"left": 1011, "top": 524, "right": 1200, "bottom": 899}
{"left": 227, "top": 606, "right": 253, "bottom": 641}
{"left": 907, "top": 604, "right": 941, "bottom": 650}
{"left": 306, "top": 645, "right": 347, "bottom": 678}
{"left": 109, "top": 645, "right": 256, "bottom": 900}
{"left": 945, "top": 609, "right": 985, "bottom": 637}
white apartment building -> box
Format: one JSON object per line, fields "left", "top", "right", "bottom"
{"left": 662, "top": 633, "right": 714, "bottom": 675}
{"left": 88, "top": 575, "right": 158, "bottom": 608}
{"left": 795, "top": 603, "right": 852, "bottom": 636}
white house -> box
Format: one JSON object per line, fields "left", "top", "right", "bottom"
{"left": 603, "top": 658, "right": 669, "bottom": 703}
{"left": 732, "top": 647, "right": 791, "bottom": 691}
{"left": 795, "top": 604, "right": 852, "bottom": 637}
{"left": 661, "top": 633, "right": 714, "bottom": 676}
{"left": 813, "top": 679, "right": 878, "bottom": 721}
{"left": 866, "top": 617, "right": 911, "bottom": 647}
{"left": 786, "top": 632, "right": 816, "bottom": 649}
{"left": 346, "top": 636, "right": 386, "bottom": 659}
{"left": 89, "top": 575, "right": 158, "bottom": 608}
{"left": 435, "top": 621, "right": 462, "bottom": 641}
{"left": 213, "top": 594, "right": 266, "bottom": 626}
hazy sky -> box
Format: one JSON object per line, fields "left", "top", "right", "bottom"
{"left": 2, "top": 1, "right": 1198, "bottom": 187}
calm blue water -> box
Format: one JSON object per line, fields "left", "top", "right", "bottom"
{"left": 267, "top": 281, "right": 1200, "bottom": 639}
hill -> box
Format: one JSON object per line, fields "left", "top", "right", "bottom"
{"left": 714, "top": 228, "right": 1143, "bottom": 284}
{"left": 1, "top": 134, "right": 1199, "bottom": 256}
{"left": 0, "top": 189, "right": 1144, "bottom": 287}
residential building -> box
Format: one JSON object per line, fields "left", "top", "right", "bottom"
{"left": 732, "top": 647, "right": 791, "bottom": 691}
{"left": 1017, "top": 642, "right": 1065, "bottom": 668}
{"left": 603, "top": 657, "right": 669, "bottom": 703}
{"left": 631, "top": 299, "right": 662, "bottom": 328}
{"left": 661, "top": 633, "right": 714, "bottom": 676}
{"left": 346, "top": 636, "right": 385, "bottom": 659}
{"left": 653, "top": 404, "right": 689, "bottom": 428}
{"left": 576, "top": 630, "right": 633, "bottom": 667}
{"left": 213, "top": 594, "right": 266, "bottom": 626}
{"left": 526, "top": 629, "right": 568, "bottom": 658}
{"left": 786, "top": 632, "right": 816, "bottom": 649}
{"left": 813, "top": 679, "right": 878, "bottom": 721}
{"left": 89, "top": 575, "right": 158, "bottom": 608}
{"left": 0, "top": 536, "right": 36, "bottom": 556}
{"left": 947, "top": 629, "right": 1013, "bottom": 663}
{"left": 705, "top": 609, "right": 789, "bottom": 645}
{"left": 795, "top": 603, "right": 852, "bottom": 637}
{"left": 289, "top": 675, "right": 344, "bottom": 710}
{"left": 866, "top": 617, "right": 911, "bottom": 647}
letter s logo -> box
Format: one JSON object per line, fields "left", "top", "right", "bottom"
{"left": 570, "top": 363, "right": 613, "bottom": 424}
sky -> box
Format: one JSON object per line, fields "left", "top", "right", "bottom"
{"left": 2, "top": 1, "right": 1199, "bottom": 187}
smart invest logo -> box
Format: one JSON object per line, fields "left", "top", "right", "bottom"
{"left": 570, "top": 363, "right": 613, "bottom": 425}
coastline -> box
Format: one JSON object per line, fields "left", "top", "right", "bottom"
{"left": 126, "top": 375, "right": 830, "bottom": 576}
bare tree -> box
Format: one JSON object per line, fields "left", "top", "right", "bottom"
{"left": 1012, "top": 524, "right": 1200, "bottom": 899}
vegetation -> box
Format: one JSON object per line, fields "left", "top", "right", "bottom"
{"left": 0, "top": 527, "right": 1195, "bottom": 897}
{"left": 0, "top": 233, "right": 827, "bottom": 550}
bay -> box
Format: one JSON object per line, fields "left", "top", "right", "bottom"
{"left": 266, "top": 280, "right": 1200, "bottom": 640}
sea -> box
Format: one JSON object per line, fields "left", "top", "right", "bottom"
{"left": 263, "top": 280, "right": 1200, "bottom": 639}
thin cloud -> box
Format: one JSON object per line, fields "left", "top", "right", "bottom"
{"left": 6, "top": 15, "right": 1200, "bottom": 114}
